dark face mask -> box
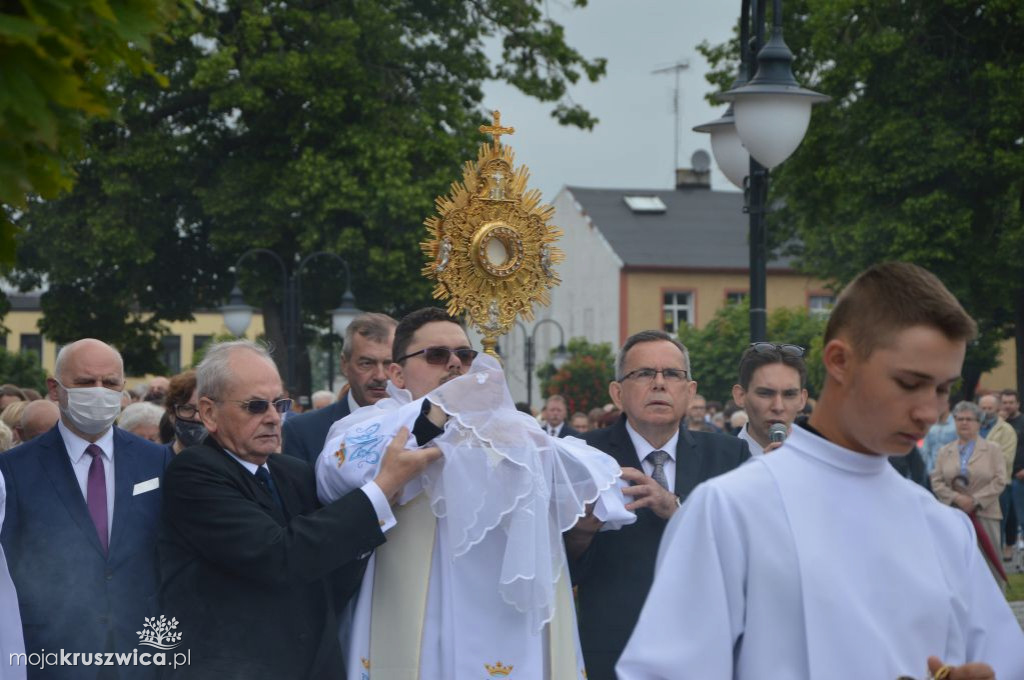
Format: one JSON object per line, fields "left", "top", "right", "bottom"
{"left": 173, "top": 419, "right": 208, "bottom": 448}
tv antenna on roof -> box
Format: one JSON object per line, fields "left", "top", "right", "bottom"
{"left": 652, "top": 59, "right": 691, "bottom": 177}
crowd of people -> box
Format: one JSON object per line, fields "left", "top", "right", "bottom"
{"left": 0, "top": 261, "right": 1022, "bottom": 679}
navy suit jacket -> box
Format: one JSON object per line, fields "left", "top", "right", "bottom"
{"left": 0, "top": 425, "right": 172, "bottom": 678}
{"left": 571, "top": 416, "right": 750, "bottom": 680}
{"left": 282, "top": 399, "right": 351, "bottom": 466}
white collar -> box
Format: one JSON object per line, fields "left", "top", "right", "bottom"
{"left": 738, "top": 424, "right": 766, "bottom": 457}
{"left": 624, "top": 420, "right": 679, "bottom": 462}
{"left": 789, "top": 423, "right": 891, "bottom": 475}
{"left": 222, "top": 448, "right": 269, "bottom": 477}
{"left": 59, "top": 420, "right": 115, "bottom": 464}
{"left": 347, "top": 390, "right": 360, "bottom": 414}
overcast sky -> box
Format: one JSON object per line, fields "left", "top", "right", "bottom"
{"left": 481, "top": 1, "right": 739, "bottom": 201}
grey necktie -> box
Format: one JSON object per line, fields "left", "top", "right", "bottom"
{"left": 646, "top": 450, "right": 670, "bottom": 490}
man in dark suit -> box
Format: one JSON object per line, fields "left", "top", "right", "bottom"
{"left": 282, "top": 313, "right": 396, "bottom": 465}
{"left": 159, "top": 340, "right": 438, "bottom": 679}
{"left": 0, "top": 338, "right": 172, "bottom": 679}
{"left": 565, "top": 330, "right": 750, "bottom": 680}
{"left": 542, "top": 394, "right": 580, "bottom": 438}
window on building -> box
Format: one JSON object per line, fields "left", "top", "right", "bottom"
{"left": 662, "top": 291, "right": 693, "bottom": 333}
{"left": 726, "top": 291, "right": 748, "bottom": 305}
{"left": 161, "top": 335, "right": 182, "bottom": 374}
{"left": 809, "top": 294, "right": 836, "bottom": 318}
{"left": 194, "top": 334, "right": 212, "bottom": 356}
{"left": 20, "top": 334, "right": 42, "bottom": 365}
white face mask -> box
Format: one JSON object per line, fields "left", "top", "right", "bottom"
{"left": 57, "top": 381, "right": 124, "bottom": 435}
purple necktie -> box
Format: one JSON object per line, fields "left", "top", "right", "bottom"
{"left": 85, "top": 444, "right": 109, "bottom": 554}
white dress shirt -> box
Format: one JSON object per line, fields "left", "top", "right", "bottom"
{"left": 58, "top": 420, "right": 115, "bottom": 535}
{"left": 738, "top": 424, "right": 766, "bottom": 457}
{"left": 624, "top": 420, "right": 679, "bottom": 493}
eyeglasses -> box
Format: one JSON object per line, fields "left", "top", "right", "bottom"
{"left": 395, "top": 346, "right": 478, "bottom": 366}
{"left": 954, "top": 416, "right": 978, "bottom": 423}
{"left": 224, "top": 398, "right": 293, "bottom": 415}
{"left": 748, "top": 342, "right": 805, "bottom": 357}
{"left": 619, "top": 367, "right": 689, "bottom": 383}
{"left": 174, "top": 404, "right": 200, "bottom": 420}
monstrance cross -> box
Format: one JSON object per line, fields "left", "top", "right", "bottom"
{"left": 479, "top": 110, "right": 515, "bottom": 150}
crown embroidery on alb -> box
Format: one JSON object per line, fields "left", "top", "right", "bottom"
{"left": 484, "top": 661, "right": 513, "bottom": 677}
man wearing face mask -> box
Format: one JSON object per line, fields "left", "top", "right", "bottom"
{"left": 0, "top": 339, "right": 172, "bottom": 679}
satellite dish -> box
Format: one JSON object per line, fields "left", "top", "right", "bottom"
{"left": 691, "top": 149, "right": 712, "bottom": 173}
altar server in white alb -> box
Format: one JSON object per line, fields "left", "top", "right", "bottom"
{"left": 618, "top": 262, "right": 1024, "bottom": 680}
{"left": 316, "top": 308, "right": 633, "bottom": 680}
{"left": 0, "top": 470, "right": 26, "bottom": 680}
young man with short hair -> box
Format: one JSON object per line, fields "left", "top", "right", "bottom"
{"left": 618, "top": 262, "right": 1023, "bottom": 680}
{"left": 731, "top": 342, "right": 808, "bottom": 456}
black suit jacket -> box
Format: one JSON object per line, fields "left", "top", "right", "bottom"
{"left": 556, "top": 423, "right": 581, "bottom": 439}
{"left": 158, "top": 439, "right": 384, "bottom": 679}
{"left": 572, "top": 416, "right": 750, "bottom": 680}
{"left": 0, "top": 425, "right": 171, "bottom": 679}
{"left": 282, "top": 399, "right": 351, "bottom": 466}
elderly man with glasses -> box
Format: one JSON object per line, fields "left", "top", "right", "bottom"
{"left": 563, "top": 329, "right": 750, "bottom": 680}
{"left": 158, "top": 339, "right": 440, "bottom": 679}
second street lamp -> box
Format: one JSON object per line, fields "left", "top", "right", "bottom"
{"left": 512, "top": 319, "right": 569, "bottom": 410}
{"left": 220, "top": 249, "right": 360, "bottom": 393}
{"left": 694, "top": 0, "right": 828, "bottom": 343}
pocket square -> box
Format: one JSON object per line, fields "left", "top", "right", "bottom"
{"left": 133, "top": 477, "right": 160, "bottom": 495}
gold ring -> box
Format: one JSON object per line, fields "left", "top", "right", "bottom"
{"left": 932, "top": 665, "right": 952, "bottom": 680}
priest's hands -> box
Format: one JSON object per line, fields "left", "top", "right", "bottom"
{"left": 926, "top": 655, "right": 994, "bottom": 679}
{"left": 374, "top": 427, "right": 443, "bottom": 504}
{"left": 620, "top": 467, "right": 679, "bottom": 520}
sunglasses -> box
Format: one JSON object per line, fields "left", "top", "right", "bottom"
{"left": 225, "top": 398, "right": 293, "bottom": 415}
{"left": 748, "top": 342, "right": 805, "bottom": 358}
{"left": 395, "top": 346, "right": 478, "bottom": 366}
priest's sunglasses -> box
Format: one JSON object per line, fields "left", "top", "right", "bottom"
{"left": 619, "top": 367, "right": 689, "bottom": 383}
{"left": 223, "top": 398, "right": 293, "bottom": 415}
{"left": 395, "top": 346, "right": 479, "bottom": 366}
{"left": 748, "top": 342, "right": 806, "bottom": 357}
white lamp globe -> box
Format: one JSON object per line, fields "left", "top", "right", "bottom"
{"left": 732, "top": 93, "right": 813, "bottom": 169}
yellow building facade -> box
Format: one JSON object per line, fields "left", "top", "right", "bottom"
{"left": 1, "top": 301, "right": 264, "bottom": 388}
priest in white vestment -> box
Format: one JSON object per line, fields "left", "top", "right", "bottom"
{"left": 618, "top": 263, "right": 1024, "bottom": 680}
{"left": 1, "top": 470, "right": 27, "bottom": 680}
{"left": 316, "top": 309, "right": 633, "bottom": 680}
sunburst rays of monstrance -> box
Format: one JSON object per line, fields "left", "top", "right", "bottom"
{"left": 421, "top": 111, "right": 564, "bottom": 358}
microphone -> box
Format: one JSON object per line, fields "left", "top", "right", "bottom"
{"left": 768, "top": 423, "right": 788, "bottom": 444}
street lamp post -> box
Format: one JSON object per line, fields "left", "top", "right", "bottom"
{"left": 513, "top": 319, "right": 569, "bottom": 410}
{"left": 220, "top": 249, "right": 361, "bottom": 392}
{"left": 693, "top": 0, "right": 829, "bottom": 342}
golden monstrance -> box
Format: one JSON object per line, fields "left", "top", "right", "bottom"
{"left": 421, "top": 111, "right": 564, "bottom": 357}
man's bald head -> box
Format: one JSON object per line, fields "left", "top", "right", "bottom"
{"left": 53, "top": 339, "right": 124, "bottom": 385}
{"left": 17, "top": 399, "right": 59, "bottom": 442}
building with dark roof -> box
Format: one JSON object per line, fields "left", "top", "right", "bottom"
{"left": 495, "top": 170, "right": 835, "bottom": 405}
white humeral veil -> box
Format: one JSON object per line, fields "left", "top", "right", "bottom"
{"left": 317, "top": 355, "right": 634, "bottom": 680}
{"left": 0, "top": 470, "right": 27, "bottom": 680}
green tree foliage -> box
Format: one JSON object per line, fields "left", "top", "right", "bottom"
{"left": 0, "top": 349, "right": 48, "bottom": 393}
{"left": 11, "top": 0, "right": 606, "bottom": 389}
{"left": 0, "top": 0, "right": 182, "bottom": 262}
{"left": 699, "top": 1, "right": 1024, "bottom": 397}
{"left": 678, "top": 301, "right": 827, "bottom": 404}
{"left": 538, "top": 337, "right": 615, "bottom": 414}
